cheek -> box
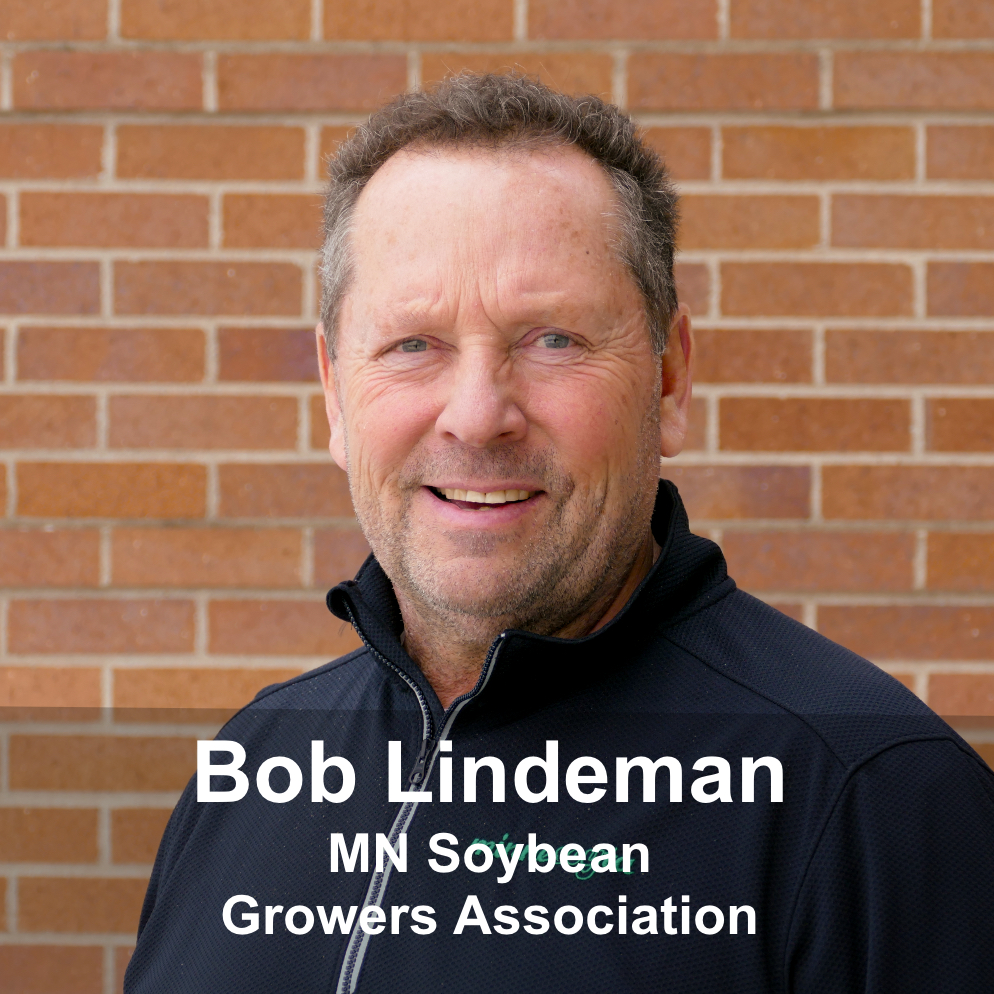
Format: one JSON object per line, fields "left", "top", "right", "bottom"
{"left": 342, "top": 372, "right": 439, "bottom": 490}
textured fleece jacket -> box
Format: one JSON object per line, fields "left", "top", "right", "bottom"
{"left": 125, "top": 480, "right": 994, "bottom": 994}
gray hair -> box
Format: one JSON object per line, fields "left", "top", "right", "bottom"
{"left": 319, "top": 72, "right": 679, "bottom": 358}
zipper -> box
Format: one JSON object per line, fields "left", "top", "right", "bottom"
{"left": 334, "top": 617, "right": 507, "bottom": 994}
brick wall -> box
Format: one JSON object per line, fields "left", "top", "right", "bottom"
{"left": 1, "top": 0, "right": 993, "bottom": 989}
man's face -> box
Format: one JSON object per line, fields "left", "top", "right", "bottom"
{"left": 319, "top": 145, "right": 690, "bottom": 634}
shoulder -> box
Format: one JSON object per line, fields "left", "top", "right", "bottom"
{"left": 661, "top": 588, "right": 960, "bottom": 767}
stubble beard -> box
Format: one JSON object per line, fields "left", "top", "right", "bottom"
{"left": 347, "top": 416, "right": 660, "bottom": 644}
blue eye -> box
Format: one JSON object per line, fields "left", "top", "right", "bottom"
{"left": 541, "top": 333, "right": 571, "bottom": 349}
{"left": 400, "top": 339, "right": 428, "bottom": 352}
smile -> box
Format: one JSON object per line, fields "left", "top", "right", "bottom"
{"left": 428, "top": 486, "right": 537, "bottom": 508}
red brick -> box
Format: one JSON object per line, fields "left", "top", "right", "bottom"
{"left": 825, "top": 330, "right": 994, "bottom": 385}
{"left": 928, "top": 533, "right": 994, "bottom": 591}
{"left": 117, "top": 125, "right": 305, "bottom": 180}
{"left": 833, "top": 195, "right": 994, "bottom": 250}
{"left": 1, "top": 0, "right": 105, "bottom": 39}
{"left": 112, "top": 810, "right": 172, "bottom": 864}
{"left": 933, "top": 0, "right": 994, "bottom": 37}
{"left": 0, "top": 262, "right": 99, "bottom": 315}
{"left": 819, "top": 606, "right": 994, "bottom": 660}
{"left": 694, "top": 329, "right": 811, "bottom": 383}
{"left": 311, "top": 394, "right": 331, "bottom": 449}
{"left": 8, "top": 599, "right": 194, "bottom": 654}
{"left": 0, "top": 124, "right": 102, "bottom": 178}
{"left": 313, "top": 528, "right": 372, "bottom": 585}
{"left": 9, "top": 734, "right": 196, "bottom": 791}
{"left": 122, "top": 0, "right": 309, "bottom": 38}
{"left": 320, "top": 126, "right": 360, "bottom": 166}
{"left": 530, "top": 0, "right": 715, "bottom": 39}
{"left": 219, "top": 327, "right": 318, "bottom": 382}
{"left": 19, "top": 877, "right": 147, "bottom": 934}
{"left": 113, "top": 667, "right": 299, "bottom": 714}
{"left": 217, "top": 54, "right": 407, "bottom": 112}
{"left": 223, "top": 194, "right": 322, "bottom": 249}
{"left": 219, "top": 463, "right": 353, "bottom": 518}
{"left": 927, "top": 399, "right": 994, "bottom": 452}
{"left": 0, "top": 809, "right": 98, "bottom": 862}
{"left": 723, "top": 125, "right": 916, "bottom": 180}
{"left": 641, "top": 127, "right": 711, "bottom": 181}
{"left": 108, "top": 395, "right": 298, "bottom": 450}
{"left": 685, "top": 396, "right": 707, "bottom": 451}
{"left": 823, "top": 466, "right": 994, "bottom": 520}
{"left": 0, "top": 667, "right": 101, "bottom": 708}
{"left": 681, "top": 195, "right": 820, "bottom": 249}
{"left": 834, "top": 52, "right": 994, "bottom": 109}
{"left": 723, "top": 530, "right": 914, "bottom": 591}
{"left": 0, "top": 947, "right": 102, "bottom": 994}
{"left": 629, "top": 53, "right": 819, "bottom": 111}
{"left": 722, "top": 263, "right": 913, "bottom": 317}
{"left": 927, "top": 126, "right": 994, "bottom": 179}
{"left": 889, "top": 672, "right": 918, "bottom": 693}
{"left": 730, "top": 0, "right": 918, "bottom": 37}
{"left": 17, "top": 462, "right": 206, "bottom": 518}
{"left": 663, "top": 465, "right": 810, "bottom": 519}
{"left": 112, "top": 527, "right": 302, "bottom": 587}
{"left": 114, "top": 261, "right": 302, "bottom": 316}
{"left": 929, "top": 674, "right": 994, "bottom": 716}
{"left": 209, "top": 598, "right": 362, "bottom": 655}
{"left": 326, "top": 0, "right": 512, "bottom": 40}
{"left": 14, "top": 51, "right": 202, "bottom": 111}
{"left": 421, "top": 53, "right": 613, "bottom": 96}
{"left": 0, "top": 395, "right": 96, "bottom": 448}
{"left": 928, "top": 263, "right": 994, "bottom": 317}
{"left": 20, "top": 193, "right": 208, "bottom": 249}
{"left": 675, "top": 263, "right": 709, "bottom": 316}
{"left": 18, "top": 326, "right": 205, "bottom": 382}
{"left": 0, "top": 529, "right": 100, "bottom": 586}
{"left": 720, "top": 397, "right": 910, "bottom": 452}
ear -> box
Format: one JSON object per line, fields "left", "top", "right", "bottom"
{"left": 659, "top": 303, "right": 694, "bottom": 459}
{"left": 315, "top": 323, "right": 348, "bottom": 471}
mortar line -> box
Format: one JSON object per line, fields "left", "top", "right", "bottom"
{"left": 717, "top": 0, "right": 730, "bottom": 40}
{"left": 99, "top": 526, "right": 112, "bottom": 587}
{"left": 302, "top": 525, "right": 315, "bottom": 588}
{"left": 3, "top": 320, "right": 18, "bottom": 385}
{"left": 407, "top": 49, "right": 421, "bottom": 92}
{"left": 802, "top": 601, "right": 817, "bottom": 631}
{"left": 203, "top": 50, "right": 218, "bottom": 112}
{"left": 95, "top": 390, "right": 109, "bottom": 449}
{"left": 194, "top": 593, "right": 209, "bottom": 656}
{"left": 710, "top": 124, "right": 722, "bottom": 183}
{"left": 910, "top": 391, "right": 926, "bottom": 455}
{"left": 818, "top": 191, "right": 831, "bottom": 249}
{"left": 208, "top": 190, "right": 223, "bottom": 250}
{"left": 809, "top": 461, "right": 823, "bottom": 522}
{"left": 297, "top": 395, "right": 310, "bottom": 453}
{"left": 818, "top": 49, "right": 833, "bottom": 111}
{"left": 811, "top": 325, "right": 826, "bottom": 384}
{"left": 0, "top": 598, "right": 7, "bottom": 667}
{"left": 103, "top": 945, "right": 116, "bottom": 994}
{"left": 6, "top": 189, "right": 18, "bottom": 249}
{"left": 205, "top": 462, "right": 219, "bottom": 520}
{"left": 101, "top": 122, "right": 117, "bottom": 184}
{"left": 97, "top": 801, "right": 112, "bottom": 866}
{"left": 7, "top": 874, "right": 16, "bottom": 933}
{"left": 914, "top": 121, "right": 927, "bottom": 183}
{"left": 913, "top": 528, "right": 928, "bottom": 591}
{"left": 0, "top": 49, "right": 12, "bottom": 111}
{"left": 107, "top": 0, "right": 122, "bottom": 39}
{"left": 302, "top": 258, "right": 317, "bottom": 321}
{"left": 612, "top": 49, "right": 628, "bottom": 109}
{"left": 915, "top": 670, "right": 929, "bottom": 703}
{"left": 921, "top": 0, "right": 933, "bottom": 41}
{"left": 5, "top": 460, "right": 17, "bottom": 518}
{"left": 204, "top": 322, "right": 219, "bottom": 383}
{"left": 514, "top": 0, "right": 529, "bottom": 42}
{"left": 911, "top": 256, "right": 927, "bottom": 319}
{"left": 707, "top": 257, "right": 721, "bottom": 320}
{"left": 310, "top": 0, "right": 324, "bottom": 41}
{"left": 100, "top": 258, "right": 113, "bottom": 319}
{"left": 304, "top": 124, "right": 321, "bottom": 184}
{"left": 705, "top": 393, "right": 720, "bottom": 453}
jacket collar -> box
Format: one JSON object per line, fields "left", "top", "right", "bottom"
{"left": 327, "top": 479, "right": 735, "bottom": 727}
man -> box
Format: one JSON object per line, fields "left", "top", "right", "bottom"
{"left": 126, "top": 75, "right": 994, "bottom": 993}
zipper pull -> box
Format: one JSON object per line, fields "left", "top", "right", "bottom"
{"left": 408, "top": 736, "right": 436, "bottom": 785}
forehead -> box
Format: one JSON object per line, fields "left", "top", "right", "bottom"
{"left": 347, "top": 144, "right": 625, "bottom": 295}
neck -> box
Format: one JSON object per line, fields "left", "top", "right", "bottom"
{"left": 398, "top": 532, "right": 660, "bottom": 709}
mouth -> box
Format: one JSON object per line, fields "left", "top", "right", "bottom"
{"left": 427, "top": 486, "right": 540, "bottom": 510}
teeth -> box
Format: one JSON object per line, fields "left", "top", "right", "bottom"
{"left": 441, "top": 488, "right": 533, "bottom": 504}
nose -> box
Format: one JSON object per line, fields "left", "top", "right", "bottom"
{"left": 434, "top": 346, "right": 527, "bottom": 447}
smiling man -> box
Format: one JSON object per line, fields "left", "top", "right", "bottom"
{"left": 126, "top": 75, "right": 994, "bottom": 994}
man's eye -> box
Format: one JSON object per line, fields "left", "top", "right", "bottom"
{"left": 540, "top": 333, "right": 571, "bottom": 349}
{"left": 399, "top": 339, "right": 428, "bottom": 352}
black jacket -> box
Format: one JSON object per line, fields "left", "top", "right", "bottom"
{"left": 126, "top": 481, "right": 994, "bottom": 993}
